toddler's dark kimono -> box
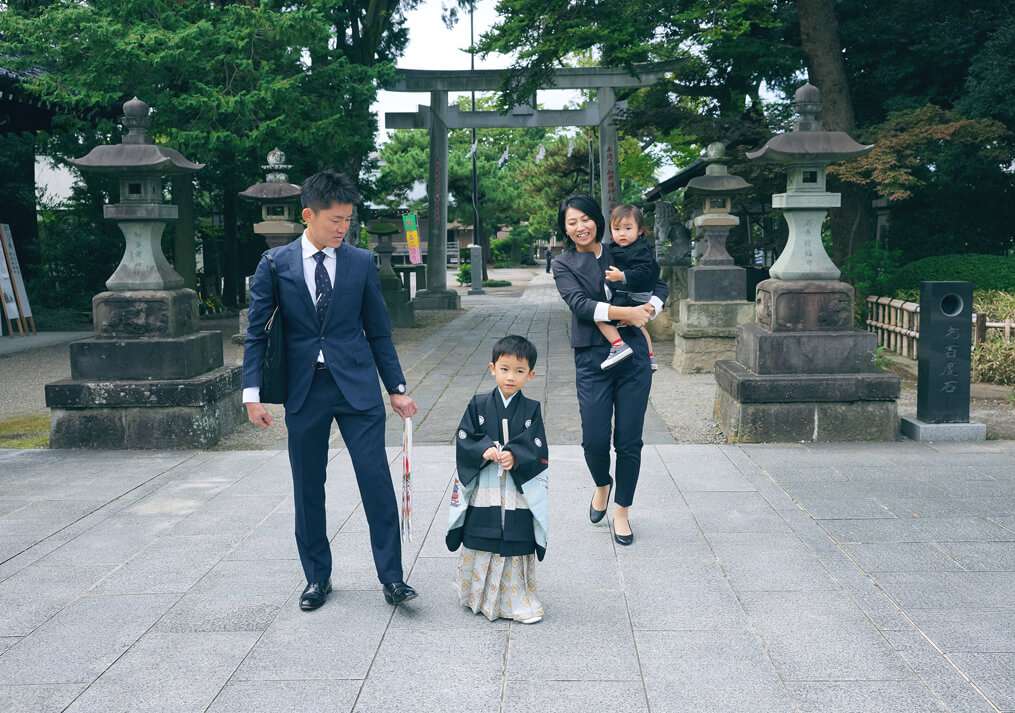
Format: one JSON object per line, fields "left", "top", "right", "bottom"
{"left": 608, "top": 238, "right": 660, "bottom": 307}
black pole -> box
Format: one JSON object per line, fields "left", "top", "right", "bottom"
{"left": 469, "top": 3, "right": 486, "bottom": 280}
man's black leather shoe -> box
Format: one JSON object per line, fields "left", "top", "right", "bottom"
{"left": 299, "top": 579, "right": 332, "bottom": 611}
{"left": 382, "top": 581, "right": 418, "bottom": 605}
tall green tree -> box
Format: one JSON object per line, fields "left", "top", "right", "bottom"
{"left": 473, "top": 0, "right": 1015, "bottom": 271}
{"left": 1, "top": 0, "right": 419, "bottom": 306}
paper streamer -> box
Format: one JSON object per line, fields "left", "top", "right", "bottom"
{"left": 401, "top": 417, "right": 413, "bottom": 542}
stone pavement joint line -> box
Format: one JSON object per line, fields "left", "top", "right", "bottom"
{"left": 1, "top": 439, "right": 1013, "bottom": 712}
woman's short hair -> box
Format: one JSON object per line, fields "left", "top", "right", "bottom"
{"left": 557, "top": 195, "right": 605, "bottom": 250}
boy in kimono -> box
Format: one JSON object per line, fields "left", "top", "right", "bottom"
{"left": 447, "top": 335, "right": 550, "bottom": 624}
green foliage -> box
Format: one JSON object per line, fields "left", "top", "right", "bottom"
{"left": 895, "top": 289, "right": 1015, "bottom": 323}
{"left": 491, "top": 235, "right": 523, "bottom": 264}
{"left": 975, "top": 291, "right": 1015, "bottom": 320}
{"left": 873, "top": 345, "right": 890, "bottom": 371}
{"left": 830, "top": 106, "right": 1008, "bottom": 202}
{"left": 376, "top": 99, "right": 663, "bottom": 262}
{"left": 456, "top": 263, "right": 471, "bottom": 285}
{"left": 0, "top": 414, "right": 50, "bottom": 450}
{"left": 842, "top": 240, "right": 903, "bottom": 293}
{"left": 837, "top": 0, "right": 1013, "bottom": 126}
{"left": 973, "top": 338, "right": 1015, "bottom": 386}
{"left": 473, "top": 0, "right": 1015, "bottom": 272}
{"left": 483, "top": 279, "right": 512, "bottom": 288}
{"left": 357, "top": 226, "right": 372, "bottom": 249}
{"left": 892, "top": 255, "right": 1015, "bottom": 292}
{"left": 961, "top": 17, "right": 1015, "bottom": 128}
{"left": 2, "top": 0, "right": 418, "bottom": 306}
{"left": 841, "top": 241, "right": 904, "bottom": 322}
{"left": 33, "top": 191, "right": 123, "bottom": 313}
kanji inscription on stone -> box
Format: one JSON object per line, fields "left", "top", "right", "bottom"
{"left": 917, "top": 281, "right": 973, "bottom": 423}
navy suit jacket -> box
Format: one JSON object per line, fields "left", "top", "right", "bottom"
{"left": 242, "top": 239, "right": 406, "bottom": 414}
{"left": 552, "top": 244, "right": 669, "bottom": 349}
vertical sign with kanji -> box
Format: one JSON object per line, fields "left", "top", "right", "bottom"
{"left": 916, "top": 281, "right": 972, "bottom": 423}
{"left": 402, "top": 213, "right": 422, "bottom": 265}
{"left": 0, "top": 224, "right": 35, "bottom": 335}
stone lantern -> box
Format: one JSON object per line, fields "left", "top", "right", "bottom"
{"left": 746, "top": 82, "right": 871, "bottom": 281}
{"left": 367, "top": 220, "right": 414, "bottom": 328}
{"left": 713, "top": 84, "right": 900, "bottom": 442}
{"left": 672, "top": 143, "right": 756, "bottom": 373}
{"left": 233, "top": 149, "right": 304, "bottom": 343}
{"left": 239, "top": 148, "right": 303, "bottom": 248}
{"left": 45, "top": 97, "right": 243, "bottom": 449}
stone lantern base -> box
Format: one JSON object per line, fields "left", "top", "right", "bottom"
{"left": 672, "top": 264, "right": 754, "bottom": 374}
{"left": 673, "top": 301, "right": 755, "bottom": 373}
{"left": 713, "top": 279, "right": 900, "bottom": 443}
{"left": 45, "top": 288, "right": 243, "bottom": 449}
{"left": 46, "top": 367, "right": 243, "bottom": 449}
{"left": 379, "top": 272, "right": 415, "bottom": 328}
{"left": 412, "top": 288, "right": 461, "bottom": 310}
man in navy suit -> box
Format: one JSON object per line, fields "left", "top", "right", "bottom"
{"left": 242, "top": 170, "right": 419, "bottom": 611}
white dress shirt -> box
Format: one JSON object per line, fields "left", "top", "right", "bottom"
{"left": 242, "top": 232, "right": 336, "bottom": 404}
{"left": 590, "top": 244, "right": 664, "bottom": 322}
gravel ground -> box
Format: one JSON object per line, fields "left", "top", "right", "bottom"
{"left": 0, "top": 342, "right": 83, "bottom": 419}
{"left": 648, "top": 336, "right": 727, "bottom": 444}
{"left": 895, "top": 375, "right": 1015, "bottom": 441}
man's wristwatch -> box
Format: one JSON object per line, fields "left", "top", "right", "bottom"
{"left": 388, "top": 384, "right": 406, "bottom": 395}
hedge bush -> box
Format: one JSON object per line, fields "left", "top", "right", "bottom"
{"left": 894, "top": 289, "right": 1015, "bottom": 319}
{"left": 973, "top": 337, "right": 1015, "bottom": 386}
{"left": 892, "top": 254, "right": 1015, "bottom": 292}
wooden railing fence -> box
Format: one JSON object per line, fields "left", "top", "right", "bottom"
{"left": 865, "top": 295, "right": 1015, "bottom": 359}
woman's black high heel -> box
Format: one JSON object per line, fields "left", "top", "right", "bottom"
{"left": 613, "top": 520, "right": 634, "bottom": 546}
{"left": 589, "top": 478, "right": 613, "bottom": 524}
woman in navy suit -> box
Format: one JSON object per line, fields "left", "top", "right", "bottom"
{"left": 550, "top": 196, "right": 667, "bottom": 545}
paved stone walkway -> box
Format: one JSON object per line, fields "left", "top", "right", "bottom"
{"left": 211, "top": 271, "right": 676, "bottom": 450}
{"left": 1, "top": 438, "right": 1014, "bottom": 712}
{"left": 386, "top": 271, "right": 673, "bottom": 447}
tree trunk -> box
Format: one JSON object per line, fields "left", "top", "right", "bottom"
{"left": 796, "top": 0, "right": 874, "bottom": 267}
{"left": 221, "top": 180, "right": 239, "bottom": 308}
{"left": 172, "top": 175, "right": 197, "bottom": 290}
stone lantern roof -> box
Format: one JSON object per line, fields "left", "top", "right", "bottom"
{"left": 746, "top": 83, "right": 872, "bottom": 164}
{"left": 69, "top": 97, "right": 204, "bottom": 174}
{"left": 239, "top": 148, "right": 302, "bottom": 202}
{"left": 686, "top": 143, "right": 752, "bottom": 194}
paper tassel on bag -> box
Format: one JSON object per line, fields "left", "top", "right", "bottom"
{"left": 401, "top": 417, "right": 413, "bottom": 542}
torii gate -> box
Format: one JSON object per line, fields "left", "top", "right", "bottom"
{"left": 384, "top": 61, "right": 678, "bottom": 309}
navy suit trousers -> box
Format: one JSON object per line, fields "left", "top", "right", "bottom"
{"left": 573, "top": 327, "right": 652, "bottom": 507}
{"left": 285, "top": 367, "right": 403, "bottom": 585}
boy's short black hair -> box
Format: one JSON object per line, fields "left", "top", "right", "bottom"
{"left": 301, "top": 170, "right": 362, "bottom": 212}
{"left": 491, "top": 334, "right": 537, "bottom": 370}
